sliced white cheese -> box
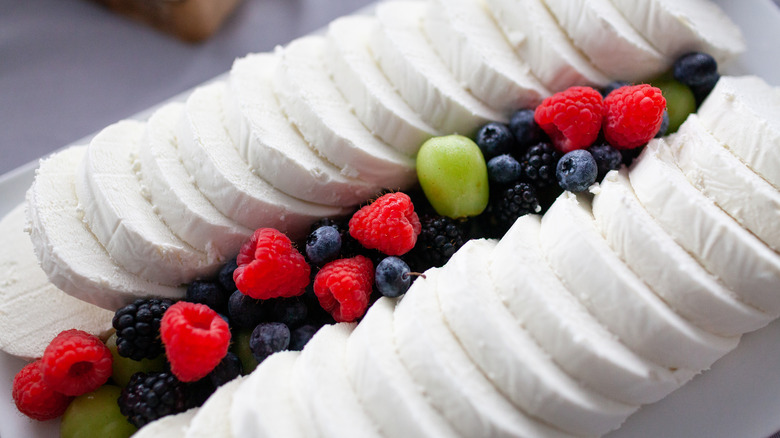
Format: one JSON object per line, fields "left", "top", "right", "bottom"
{"left": 0, "top": 204, "right": 114, "bottom": 360}
{"left": 630, "top": 140, "right": 780, "bottom": 317}
{"left": 593, "top": 168, "right": 771, "bottom": 337}
{"left": 177, "top": 81, "right": 349, "bottom": 241}
{"left": 484, "top": 0, "right": 610, "bottom": 90}
{"left": 439, "top": 239, "right": 637, "bottom": 436}
{"left": 228, "top": 53, "right": 380, "bottom": 206}
{"left": 670, "top": 115, "right": 780, "bottom": 253}
{"left": 491, "top": 215, "right": 693, "bottom": 406}
{"left": 540, "top": 192, "right": 739, "bottom": 371}
{"left": 345, "top": 297, "right": 458, "bottom": 438}
{"left": 291, "top": 323, "right": 382, "bottom": 438}
{"left": 608, "top": 0, "right": 745, "bottom": 63}
{"left": 394, "top": 268, "right": 579, "bottom": 438}
{"left": 185, "top": 376, "right": 244, "bottom": 438}
{"left": 139, "top": 102, "right": 252, "bottom": 263}
{"left": 132, "top": 408, "right": 198, "bottom": 438}
{"left": 371, "top": 1, "right": 507, "bottom": 134}
{"left": 274, "top": 36, "right": 417, "bottom": 190}
{"left": 697, "top": 76, "right": 780, "bottom": 191}
{"left": 230, "top": 351, "right": 313, "bottom": 438}
{"left": 326, "top": 16, "right": 438, "bottom": 155}
{"left": 542, "top": 0, "right": 668, "bottom": 82}
{"left": 26, "top": 146, "right": 184, "bottom": 310}
{"left": 423, "top": 0, "right": 549, "bottom": 113}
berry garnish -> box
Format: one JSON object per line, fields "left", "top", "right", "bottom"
{"left": 655, "top": 110, "right": 670, "bottom": 138}
{"left": 249, "top": 322, "right": 291, "bottom": 363}
{"left": 228, "top": 290, "right": 267, "bottom": 329}
{"left": 601, "top": 80, "right": 631, "bottom": 97}
{"left": 306, "top": 225, "right": 342, "bottom": 266}
{"left": 112, "top": 298, "right": 172, "bottom": 361}
{"left": 534, "top": 86, "right": 605, "bottom": 153}
{"left": 603, "top": 84, "right": 666, "bottom": 150}
{"left": 160, "top": 302, "right": 231, "bottom": 382}
{"left": 521, "top": 142, "right": 561, "bottom": 188}
{"left": 475, "top": 122, "right": 515, "bottom": 159}
{"left": 509, "top": 108, "right": 543, "bottom": 150}
{"left": 405, "top": 214, "right": 467, "bottom": 271}
{"left": 488, "top": 182, "right": 542, "bottom": 232}
{"left": 234, "top": 228, "right": 310, "bottom": 300}
{"left": 208, "top": 352, "right": 243, "bottom": 388}
{"left": 375, "top": 257, "right": 412, "bottom": 298}
{"left": 230, "top": 329, "right": 259, "bottom": 375}
{"left": 313, "top": 256, "right": 374, "bottom": 322}
{"left": 218, "top": 259, "right": 238, "bottom": 292}
{"left": 588, "top": 143, "right": 623, "bottom": 181}
{"left": 186, "top": 280, "right": 230, "bottom": 314}
{"left": 557, "top": 150, "right": 598, "bottom": 192}
{"left": 106, "top": 333, "right": 165, "bottom": 388}
{"left": 60, "top": 385, "right": 137, "bottom": 438}
{"left": 290, "top": 324, "right": 319, "bottom": 351}
{"left": 12, "top": 360, "right": 72, "bottom": 421}
{"left": 118, "top": 371, "right": 187, "bottom": 428}
{"left": 270, "top": 297, "right": 309, "bottom": 329}
{"left": 348, "top": 192, "right": 422, "bottom": 256}
{"left": 673, "top": 52, "right": 720, "bottom": 104}
{"left": 41, "top": 329, "right": 113, "bottom": 397}
{"left": 487, "top": 154, "right": 522, "bottom": 185}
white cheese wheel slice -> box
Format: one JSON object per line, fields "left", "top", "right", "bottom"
{"left": 394, "top": 268, "right": 578, "bottom": 438}
{"left": 274, "top": 36, "right": 417, "bottom": 190}
{"left": 177, "top": 81, "right": 348, "bottom": 240}
{"left": 608, "top": 0, "right": 745, "bottom": 63}
{"left": 439, "top": 239, "right": 637, "bottom": 436}
{"left": 593, "top": 168, "right": 772, "bottom": 337}
{"left": 630, "top": 140, "right": 780, "bottom": 316}
{"left": 228, "top": 53, "right": 379, "bottom": 206}
{"left": 697, "top": 76, "right": 780, "bottom": 191}
{"left": 77, "top": 120, "right": 220, "bottom": 285}
{"left": 540, "top": 192, "right": 739, "bottom": 370}
{"left": 291, "top": 323, "right": 382, "bottom": 438}
{"left": 139, "top": 102, "right": 251, "bottom": 262}
{"left": 372, "top": 1, "right": 507, "bottom": 134}
{"left": 230, "top": 351, "right": 313, "bottom": 438}
{"left": 133, "top": 408, "right": 198, "bottom": 438}
{"left": 670, "top": 115, "right": 780, "bottom": 253}
{"left": 423, "top": 0, "right": 549, "bottom": 114}
{"left": 326, "top": 16, "right": 438, "bottom": 155}
{"left": 484, "top": 0, "right": 609, "bottom": 90}
{"left": 542, "top": 0, "right": 668, "bottom": 82}
{"left": 345, "top": 297, "right": 458, "bottom": 438}
{"left": 491, "top": 215, "right": 693, "bottom": 406}
{"left": 0, "top": 204, "right": 114, "bottom": 359}
{"left": 185, "top": 376, "right": 244, "bottom": 438}
{"left": 26, "top": 146, "right": 184, "bottom": 310}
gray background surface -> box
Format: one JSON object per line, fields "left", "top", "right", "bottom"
{"left": 0, "top": 0, "right": 374, "bottom": 176}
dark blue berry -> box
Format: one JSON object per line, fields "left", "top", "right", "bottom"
{"left": 673, "top": 52, "right": 720, "bottom": 104}
{"left": 218, "top": 259, "right": 238, "bottom": 292}
{"left": 375, "top": 257, "right": 412, "bottom": 298}
{"left": 249, "top": 322, "right": 290, "bottom": 363}
{"left": 185, "top": 280, "right": 229, "bottom": 314}
{"left": 655, "top": 110, "right": 670, "bottom": 138}
{"left": 509, "top": 109, "right": 542, "bottom": 149}
{"left": 289, "top": 324, "right": 318, "bottom": 351}
{"left": 475, "top": 122, "right": 515, "bottom": 159}
{"left": 208, "top": 352, "right": 243, "bottom": 388}
{"left": 557, "top": 150, "right": 598, "bottom": 192}
{"left": 306, "top": 226, "right": 342, "bottom": 266}
{"left": 588, "top": 144, "right": 622, "bottom": 181}
{"left": 487, "top": 154, "right": 522, "bottom": 185}
{"left": 601, "top": 80, "right": 631, "bottom": 97}
{"left": 270, "top": 297, "right": 308, "bottom": 329}
{"left": 228, "top": 290, "right": 267, "bottom": 329}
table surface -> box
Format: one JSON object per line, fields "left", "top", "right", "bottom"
{"left": 0, "top": 0, "right": 375, "bottom": 176}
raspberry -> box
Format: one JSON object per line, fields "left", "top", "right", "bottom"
{"left": 234, "top": 228, "right": 310, "bottom": 300}
{"left": 40, "top": 329, "right": 113, "bottom": 397}
{"left": 160, "top": 302, "right": 231, "bottom": 382}
{"left": 348, "top": 192, "right": 421, "bottom": 256}
{"left": 313, "top": 256, "right": 374, "bottom": 322}
{"left": 12, "top": 360, "right": 72, "bottom": 421}
{"left": 603, "top": 84, "right": 666, "bottom": 150}
{"left": 534, "top": 86, "right": 604, "bottom": 153}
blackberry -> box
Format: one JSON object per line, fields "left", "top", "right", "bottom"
{"left": 405, "top": 214, "right": 467, "bottom": 271}
{"left": 489, "top": 182, "right": 541, "bottom": 234}
{"left": 118, "top": 371, "right": 187, "bottom": 428}
{"left": 521, "top": 142, "right": 561, "bottom": 189}
{"left": 112, "top": 299, "right": 173, "bottom": 361}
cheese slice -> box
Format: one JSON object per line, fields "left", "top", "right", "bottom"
{"left": 185, "top": 376, "right": 244, "bottom": 438}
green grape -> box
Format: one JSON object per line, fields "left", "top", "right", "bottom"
{"left": 106, "top": 333, "right": 165, "bottom": 387}
{"left": 416, "top": 135, "right": 490, "bottom": 219}
{"left": 60, "top": 385, "right": 137, "bottom": 438}
{"left": 652, "top": 78, "right": 696, "bottom": 134}
{"left": 231, "top": 328, "right": 259, "bottom": 375}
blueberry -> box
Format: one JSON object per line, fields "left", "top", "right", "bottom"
{"left": 487, "top": 154, "right": 522, "bottom": 185}
{"left": 185, "top": 280, "right": 229, "bottom": 314}
{"left": 208, "top": 352, "right": 243, "bottom": 388}
{"left": 228, "top": 290, "right": 267, "bottom": 329}
{"left": 306, "top": 226, "right": 342, "bottom": 266}
{"left": 375, "top": 257, "right": 412, "bottom": 298}
{"left": 587, "top": 143, "right": 622, "bottom": 181}
{"left": 673, "top": 52, "right": 720, "bottom": 104}
{"left": 249, "top": 322, "right": 290, "bottom": 363}
{"left": 655, "top": 110, "right": 670, "bottom": 138}
{"left": 509, "top": 109, "right": 542, "bottom": 150}
{"left": 601, "top": 80, "right": 631, "bottom": 98}
{"left": 556, "top": 150, "right": 598, "bottom": 192}
{"left": 475, "top": 122, "right": 515, "bottom": 159}
{"left": 289, "top": 324, "right": 318, "bottom": 351}
{"left": 270, "top": 297, "right": 308, "bottom": 329}
{"left": 218, "top": 259, "right": 238, "bottom": 293}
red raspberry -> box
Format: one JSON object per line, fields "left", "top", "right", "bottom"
{"left": 534, "top": 86, "right": 605, "bottom": 153}
{"left": 40, "top": 329, "right": 113, "bottom": 397}
{"left": 313, "top": 256, "right": 374, "bottom": 323}
{"left": 348, "top": 192, "right": 421, "bottom": 256}
{"left": 12, "top": 360, "right": 72, "bottom": 421}
{"left": 603, "top": 84, "right": 666, "bottom": 149}
{"left": 234, "top": 228, "right": 310, "bottom": 300}
{"left": 160, "top": 301, "right": 231, "bottom": 382}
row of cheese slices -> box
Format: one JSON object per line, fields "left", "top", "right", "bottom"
{"left": 130, "top": 75, "right": 780, "bottom": 438}
{"left": 23, "top": 0, "right": 743, "bottom": 311}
